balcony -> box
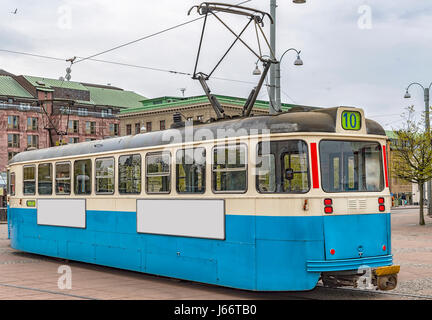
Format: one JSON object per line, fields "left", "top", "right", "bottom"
{"left": 0, "top": 103, "right": 42, "bottom": 113}
{"left": 55, "top": 108, "right": 117, "bottom": 119}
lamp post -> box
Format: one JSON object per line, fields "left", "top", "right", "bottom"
{"left": 269, "top": 0, "right": 306, "bottom": 114}
{"left": 404, "top": 81, "right": 432, "bottom": 215}
{"left": 275, "top": 48, "right": 303, "bottom": 111}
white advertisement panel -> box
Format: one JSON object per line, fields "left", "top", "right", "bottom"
{"left": 37, "top": 199, "right": 86, "bottom": 228}
{"left": 137, "top": 199, "right": 225, "bottom": 240}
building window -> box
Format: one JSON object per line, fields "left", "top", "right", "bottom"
{"left": 69, "top": 137, "right": 79, "bottom": 144}
{"left": 187, "top": 117, "right": 193, "bottom": 122}
{"left": 27, "top": 117, "right": 38, "bottom": 130}
{"left": 7, "top": 115, "right": 19, "bottom": 129}
{"left": 126, "top": 124, "right": 132, "bottom": 135}
{"left": 27, "top": 135, "right": 39, "bottom": 149}
{"left": 101, "top": 108, "right": 113, "bottom": 118}
{"left": 109, "top": 123, "right": 119, "bottom": 136}
{"left": 146, "top": 152, "right": 170, "bottom": 194}
{"left": 135, "top": 123, "right": 141, "bottom": 134}
{"left": 95, "top": 157, "right": 115, "bottom": 194}
{"left": 78, "top": 107, "right": 88, "bottom": 116}
{"left": 119, "top": 154, "right": 141, "bottom": 194}
{"left": 8, "top": 134, "right": 20, "bottom": 148}
{"left": 212, "top": 144, "right": 247, "bottom": 193}
{"left": 85, "top": 121, "right": 96, "bottom": 134}
{"left": 160, "top": 120, "right": 166, "bottom": 130}
{"left": 38, "top": 163, "right": 52, "bottom": 195}
{"left": 146, "top": 122, "right": 152, "bottom": 132}
{"left": 68, "top": 120, "right": 79, "bottom": 133}
{"left": 55, "top": 162, "right": 71, "bottom": 195}
{"left": 8, "top": 151, "right": 18, "bottom": 161}
{"left": 23, "top": 165, "right": 36, "bottom": 195}
{"left": 176, "top": 148, "right": 206, "bottom": 194}
{"left": 74, "top": 159, "right": 92, "bottom": 195}
{"left": 197, "top": 115, "right": 203, "bottom": 121}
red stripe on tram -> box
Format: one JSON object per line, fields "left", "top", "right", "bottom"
{"left": 383, "top": 145, "right": 389, "bottom": 188}
{"left": 310, "top": 142, "right": 320, "bottom": 189}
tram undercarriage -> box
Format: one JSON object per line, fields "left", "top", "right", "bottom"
{"left": 321, "top": 265, "right": 400, "bottom": 291}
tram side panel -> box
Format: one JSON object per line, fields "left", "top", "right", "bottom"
{"left": 8, "top": 197, "right": 261, "bottom": 291}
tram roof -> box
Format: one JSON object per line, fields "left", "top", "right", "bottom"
{"left": 9, "top": 107, "right": 386, "bottom": 165}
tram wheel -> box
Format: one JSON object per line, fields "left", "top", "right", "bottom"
{"left": 377, "top": 274, "right": 397, "bottom": 291}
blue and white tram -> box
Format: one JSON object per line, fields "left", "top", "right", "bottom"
{"left": 7, "top": 106, "right": 399, "bottom": 291}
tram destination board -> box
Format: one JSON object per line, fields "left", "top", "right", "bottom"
{"left": 341, "top": 110, "right": 361, "bottom": 130}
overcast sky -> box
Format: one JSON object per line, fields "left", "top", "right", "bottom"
{"left": 1, "top": 0, "right": 431, "bottom": 129}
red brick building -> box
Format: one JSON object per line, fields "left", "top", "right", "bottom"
{"left": 0, "top": 69, "right": 147, "bottom": 174}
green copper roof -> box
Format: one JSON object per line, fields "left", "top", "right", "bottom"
{"left": 385, "top": 130, "right": 397, "bottom": 139}
{"left": 0, "top": 75, "right": 34, "bottom": 98}
{"left": 121, "top": 94, "right": 298, "bottom": 114}
{"left": 23, "top": 75, "right": 88, "bottom": 91}
{"left": 84, "top": 86, "right": 147, "bottom": 109}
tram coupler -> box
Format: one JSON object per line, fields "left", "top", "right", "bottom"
{"left": 321, "top": 265, "right": 400, "bottom": 291}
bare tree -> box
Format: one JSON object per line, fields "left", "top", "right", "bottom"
{"left": 391, "top": 106, "right": 432, "bottom": 225}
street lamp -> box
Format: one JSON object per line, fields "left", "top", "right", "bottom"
{"left": 252, "top": 62, "right": 262, "bottom": 76}
{"left": 275, "top": 48, "right": 303, "bottom": 111}
{"left": 404, "top": 81, "right": 432, "bottom": 215}
{"left": 269, "top": 0, "right": 306, "bottom": 114}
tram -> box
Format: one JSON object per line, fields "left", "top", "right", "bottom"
{"left": 7, "top": 106, "right": 399, "bottom": 291}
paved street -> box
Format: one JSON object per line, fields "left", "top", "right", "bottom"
{"left": 0, "top": 208, "right": 431, "bottom": 300}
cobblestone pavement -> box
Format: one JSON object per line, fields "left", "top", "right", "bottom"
{"left": 0, "top": 208, "right": 431, "bottom": 300}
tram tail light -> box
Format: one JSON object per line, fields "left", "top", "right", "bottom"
{"left": 324, "top": 206, "right": 333, "bottom": 214}
{"left": 324, "top": 198, "right": 333, "bottom": 214}
{"left": 378, "top": 197, "right": 385, "bottom": 212}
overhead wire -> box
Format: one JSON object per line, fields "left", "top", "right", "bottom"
{"left": 74, "top": 0, "right": 252, "bottom": 65}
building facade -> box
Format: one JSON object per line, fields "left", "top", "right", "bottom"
{"left": 118, "top": 95, "right": 312, "bottom": 135}
{"left": 386, "top": 130, "right": 414, "bottom": 205}
{"left": 0, "top": 70, "right": 147, "bottom": 174}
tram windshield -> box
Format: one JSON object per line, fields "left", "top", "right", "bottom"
{"left": 319, "top": 140, "right": 384, "bottom": 192}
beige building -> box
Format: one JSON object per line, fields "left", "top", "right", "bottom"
{"left": 386, "top": 130, "right": 413, "bottom": 205}
{"left": 118, "top": 95, "right": 309, "bottom": 135}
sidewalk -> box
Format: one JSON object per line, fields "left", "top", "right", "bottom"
{"left": 392, "top": 205, "right": 427, "bottom": 210}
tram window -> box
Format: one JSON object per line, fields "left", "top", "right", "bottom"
{"left": 119, "top": 154, "right": 141, "bottom": 194}
{"left": 256, "top": 140, "right": 310, "bottom": 193}
{"left": 9, "top": 172, "right": 15, "bottom": 196}
{"left": 282, "top": 152, "right": 309, "bottom": 192}
{"left": 95, "top": 157, "right": 115, "bottom": 194}
{"left": 146, "top": 152, "right": 170, "bottom": 193}
{"left": 23, "top": 165, "right": 36, "bottom": 195}
{"left": 176, "top": 148, "right": 205, "bottom": 194}
{"left": 256, "top": 154, "right": 276, "bottom": 192}
{"left": 74, "top": 160, "right": 92, "bottom": 195}
{"left": 38, "top": 163, "right": 52, "bottom": 195}
{"left": 212, "top": 144, "right": 247, "bottom": 192}
{"left": 56, "top": 162, "right": 71, "bottom": 195}
{"left": 320, "top": 140, "right": 384, "bottom": 192}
